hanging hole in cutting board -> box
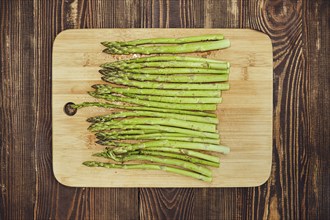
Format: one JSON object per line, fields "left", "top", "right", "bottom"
{"left": 64, "top": 102, "right": 77, "bottom": 116}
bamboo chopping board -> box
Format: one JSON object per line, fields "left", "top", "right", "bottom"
{"left": 52, "top": 29, "right": 273, "bottom": 187}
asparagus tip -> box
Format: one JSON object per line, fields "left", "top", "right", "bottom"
{"left": 91, "top": 84, "right": 102, "bottom": 89}
{"left": 96, "top": 140, "right": 109, "bottom": 145}
{"left": 101, "top": 76, "right": 108, "bottom": 82}
{"left": 83, "top": 161, "right": 99, "bottom": 167}
{"left": 87, "top": 91, "right": 98, "bottom": 97}
{"left": 86, "top": 117, "right": 95, "bottom": 123}
{"left": 103, "top": 48, "right": 111, "bottom": 53}
{"left": 99, "top": 69, "right": 108, "bottom": 75}
{"left": 92, "top": 152, "right": 104, "bottom": 157}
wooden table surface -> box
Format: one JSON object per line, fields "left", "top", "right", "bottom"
{"left": 0, "top": 0, "right": 328, "bottom": 219}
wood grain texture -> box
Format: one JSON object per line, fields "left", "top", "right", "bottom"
{"left": 0, "top": 0, "right": 36, "bottom": 219}
{"left": 0, "top": 0, "right": 329, "bottom": 219}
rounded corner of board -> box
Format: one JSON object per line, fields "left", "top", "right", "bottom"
{"left": 253, "top": 165, "right": 272, "bottom": 187}
{"left": 246, "top": 29, "right": 272, "bottom": 42}
{"left": 53, "top": 29, "right": 76, "bottom": 47}
{"left": 52, "top": 166, "right": 76, "bottom": 188}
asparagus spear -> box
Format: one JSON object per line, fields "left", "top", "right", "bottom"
{"left": 124, "top": 150, "right": 219, "bottom": 167}
{"left": 89, "top": 92, "right": 217, "bottom": 111}
{"left": 102, "top": 68, "right": 229, "bottom": 75}
{"left": 87, "top": 110, "right": 218, "bottom": 124}
{"left": 71, "top": 102, "right": 217, "bottom": 117}
{"left": 100, "top": 70, "right": 229, "bottom": 83}
{"left": 103, "top": 151, "right": 212, "bottom": 177}
{"left": 109, "top": 140, "right": 230, "bottom": 154}
{"left": 96, "top": 131, "right": 190, "bottom": 139}
{"left": 138, "top": 147, "right": 220, "bottom": 163}
{"left": 97, "top": 134, "right": 220, "bottom": 145}
{"left": 83, "top": 161, "right": 212, "bottom": 182}
{"left": 126, "top": 68, "right": 229, "bottom": 74}
{"left": 101, "top": 61, "right": 229, "bottom": 70}
{"left": 102, "top": 34, "right": 225, "bottom": 47}
{"left": 102, "top": 76, "right": 230, "bottom": 90}
{"left": 97, "top": 129, "right": 161, "bottom": 136}
{"left": 126, "top": 94, "right": 222, "bottom": 104}
{"left": 108, "top": 55, "right": 228, "bottom": 64}
{"left": 89, "top": 117, "right": 217, "bottom": 133}
{"left": 103, "top": 39, "right": 231, "bottom": 54}
{"left": 93, "top": 85, "right": 221, "bottom": 97}
{"left": 91, "top": 124, "right": 220, "bottom": 139}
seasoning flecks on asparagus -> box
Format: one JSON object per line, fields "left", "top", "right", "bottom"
{"left": 103, "top": 68, "right": 229, "bottom": 75}
{"left": 107, "top": 55, "right": 228, "bottom": 65}
{"left": 101, "top": 76, "right": 230, "bottom": 90}
{"left": 71, "top": 101, "right": 217, "bottom": 117}
{"left": 99, "top": 70, "right": 229, "bottom": 83}
{"left": 93, "top": 85, "right": 222, "bottom": 97}
{"left": 92, "top": 124, "right": 220, "bottom": 139}
{"left": 101, "top": 61, "right": 229, "bottom": 70}
{"left": 101, "top": 140, "right": 230, "bottom": 154}
{"left": 88, "top": 92, "right": 218, "bottom": 111}
{"left": 88, "top": 117, "right": 217, "bottom": 133}
{"left": 87, "top": 110, "right": 218, "bottom": 124}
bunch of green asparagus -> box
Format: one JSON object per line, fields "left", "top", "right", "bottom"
{"left": 72, "top": 34, "right": 231, "bottom": 182}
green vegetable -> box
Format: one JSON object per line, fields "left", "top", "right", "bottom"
{"left": 98, "top": 150, "right": 212, "bottom": 177}
{"left": 108, "top": 55, "right": 228, "bottom": 65}
{"left": 104, "top": 68, "right": 229, "bottom": 75}
{"left": 93, "top": 85, "right": 221, "bottom": 97}
{"left": 103, "top": 39, "right": 230, "bottom": 55}
{"left": 125, "top": 94, "right": 222, "bottom": 104}
{"left": 102, "top": 76, "right": 230, "bottom": 90}
{"left": 88, "top": 92, "right": 217, "bottom": 111}
{"left": 89, "top": 117, "right": 217, "bottom": 133}
{"left": 102, "top": 34, "right": 225, "bottom": 47}
{"left": 101, "top": 61, "right": 229, "bottom": 70}
{"left": 83, "top": 161, "right": 212, "bottom": 182}
{"left": 96, "top": 133, "right": 220, "bottom": 145}
{"left": 90, "top": 124, "right": 220, "bottom": 139}
{"left": 87, "top": 110, "right": 218, "bottom": 124}
{"left": 136, "top": 147, "right": 220, "bottom": 163}
{"left": 71, "top": 102, "right": 217, "bottom": 117}
{"left": 124, "top": 150, "right": 219, "bottom": 167}
{"left": 100, "top": 70, "right": 229, "bottom": 83}
{"left": 100, "top": 140, "right": 230, "bottom": 154}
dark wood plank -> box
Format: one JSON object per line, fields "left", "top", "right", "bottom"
{"left": 140, "top": 188, "right": 195, "bottom": 220}
{"left": 31, "top": 1, "right": 65, "bottom": 218}
{"left": 302, "top": 0, "right": 330, "bottom": 219}
{"left": 0, "top": 0, "right": 37, "bottom": 219}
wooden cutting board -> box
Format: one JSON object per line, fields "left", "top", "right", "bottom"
{"left": 52, "top": 29, "right": 273, "bottom": 187}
